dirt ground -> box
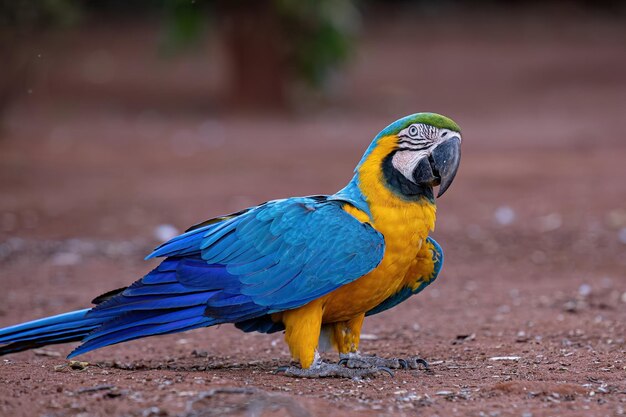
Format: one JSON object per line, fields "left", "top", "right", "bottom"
{"left": 1, "top": 10, "right": 625, "bottom": 417}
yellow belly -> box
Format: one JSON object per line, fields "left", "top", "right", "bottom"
{"left": 321, "top": 199, "right": 436, "bottom": 322}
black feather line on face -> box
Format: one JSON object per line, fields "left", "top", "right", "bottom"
{"left": 398, "top": 136, "right": 432, "bottom": 150}
{"left": 382, "top": 152, "right": 434, "bottom": 202}
{"left": 398, "top": 144, "right": 430, "bottom": 151}
{"left": 399, "top": 136, "right": 430, "bottom": 144}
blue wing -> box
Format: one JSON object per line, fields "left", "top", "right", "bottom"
{"left": 69, "top": 196, "right": 384, "bottom": 357}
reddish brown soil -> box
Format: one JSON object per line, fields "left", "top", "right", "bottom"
{"left": 1, "top": 10, "right": 625, "bottom": 417}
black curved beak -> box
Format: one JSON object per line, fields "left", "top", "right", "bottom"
{"left": 431, "top": 136, "right": 461, "bottom": 197}
{"left": 412, "top": 136, "right": 461, "bottom": 198}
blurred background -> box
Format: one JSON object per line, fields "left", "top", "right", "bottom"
{"left": 1, "top": 1, "right": 626, "bottom": 415}
{"left": 1, "top": 0, "right": 625, "bottom": 243}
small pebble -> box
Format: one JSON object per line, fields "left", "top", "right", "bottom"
{"left": 154, "top": 224, "right": 179, "bottom": 242}
{"left": 488, "top": 356, "right": 521, "bottom": 361}
{"left": 51, "top": 252, "right": 81, "bottom": 266}
{"left": 516, "top": 331, "right": 529, "bottom": 343}
{"left": 494, "top": 206, "right": 515, "bottom": 226}
{"left": 538, "top": 213, "right": 562, "bottom": 232}
{"left": 578, "top": 284, "right": 592, "bottom": 297}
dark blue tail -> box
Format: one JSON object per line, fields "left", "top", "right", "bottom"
{"left": 0, "top": 309, "right": 104, "bottom": 355}
{"left": 0, "top": 257, "right": 225, "bottom": 358}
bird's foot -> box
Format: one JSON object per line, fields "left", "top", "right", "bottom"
{"left": 275, "top": 360, "right": 394, "bottom": 379}
{"left": 339, "top": 353, "right": 430, "bottom": 371}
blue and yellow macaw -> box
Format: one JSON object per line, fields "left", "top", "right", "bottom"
{"left": 0, "top": 113, "right": 461, "bottom": 378}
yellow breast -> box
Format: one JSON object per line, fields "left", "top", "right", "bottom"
{"left": 322, "top": 134, "right": 436, "bottom": 322}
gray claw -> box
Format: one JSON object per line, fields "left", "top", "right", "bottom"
{"left": 274, "top": 366, "right": 290, "bottom": 374}
{"left": 407, "top": 357, "right": 430, "bottom": 370}
{"left": 339, "top": 354, "right": 430, "bottom": 372}
{"left": 377, "top": 366, "right": 395, "bottom": 377}
{"left": 339, "top": 354, "right": 405, "bottom": 370}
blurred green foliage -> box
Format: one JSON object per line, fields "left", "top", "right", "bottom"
{"left": 161, "top": 0, "right": 211, "bottom": 54}
{"left": 275, "top": 0, "right": 358, "bottom": 88}
{"left": 160, "top": 0, "right": 358, "bottom": 88}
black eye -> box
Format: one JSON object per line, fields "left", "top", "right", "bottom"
{"left": 408, "top": 126, "right": 418, "bottom": 137}
{"left": 442, "top": 132, "right": 448, "bottom": 137}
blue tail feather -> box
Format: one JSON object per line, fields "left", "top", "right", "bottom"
{"left": 87, "top": 292, "right": 213, "bottom": 317}
{"left": 69, "top": 315, "right": 212, "bottom": 358}
{"left": 0, "top": 309, "right": 104, "bottom": 355}
{"left": 82, "top": 306, "right": 208, "bottom": 340}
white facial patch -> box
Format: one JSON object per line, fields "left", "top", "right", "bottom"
{"left": 438, "top": 128, "right": 462, "bottom": 143}
{"left": 391, "top": 149, "right": 430, "bottom": 183}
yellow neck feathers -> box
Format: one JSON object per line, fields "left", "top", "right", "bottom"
{"left": 356, "top": 135, "right": 436, "bottom": 235}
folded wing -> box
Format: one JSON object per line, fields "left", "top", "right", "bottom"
{"left": 69, "top": 197, "right": 385, "bottom": 357}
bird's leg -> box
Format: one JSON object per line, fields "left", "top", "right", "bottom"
{"left": 338, "top": 352, "right": 430, "bottom": 370}
{"left": 275, "top": 352, "right": 393, "bottom": 379}
{"left": 276, "top": 307, "right": 392, "bottom": 378}
{"left": 333, "top": 315, "right": 429, "bottom": 370}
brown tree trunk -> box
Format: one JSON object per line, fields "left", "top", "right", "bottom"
{"left": 218, "top": 1, "right": 288, "bottom": 110}
{"left": 0, "top": 30, "right": 32, "bottom": 132}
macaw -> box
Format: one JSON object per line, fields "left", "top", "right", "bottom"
{"left": 0, "top": 112, "right": 461, "bottom": 378}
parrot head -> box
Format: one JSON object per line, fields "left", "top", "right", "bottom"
{"left": 357, "top": 113, "right": 462, "bottom": 201}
